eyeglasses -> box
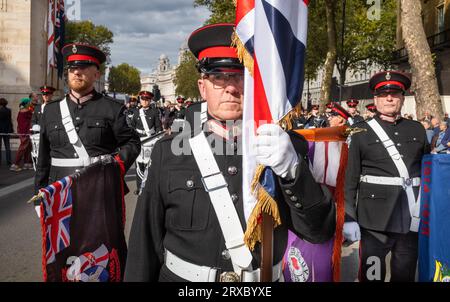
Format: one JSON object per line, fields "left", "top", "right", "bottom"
{"left": 203, "top": 72, "right": 244, "bottom": 89}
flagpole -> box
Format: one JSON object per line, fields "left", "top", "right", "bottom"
{"left": 44, "top": 0, "right": 49, "bottom": 85}
{"left": 260, "top": 213, "right": 273, "bottom": 282}
{"left": 51, "top": 0, "right": 56, "bottom": 89}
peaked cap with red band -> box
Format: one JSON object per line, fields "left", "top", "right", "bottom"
{"left": 62, "top": 43, "right": 106, "bottom": 68}
{"left": 40, "top": 85, "right": 56, "bottom": 95}
{"left": 369, "top": 71, "right": 411, "bottom": 95}
{"left": 366, "top": 103, "right": 376, "bottom": 112}
{"left": 138, "top": 91, "right": 154, "bottom": 99}
{"left": 188, "top": 23, "right": 243, "bottom": 73}
{"left": 346, "top": 99, "right": 359, "bottom": 108}
{"left": 330, "top": 103, "right": 350, "bottom": 120}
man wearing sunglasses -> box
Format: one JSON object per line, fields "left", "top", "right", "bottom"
{"left": 125, "top": 23, "right": 335, "bottom": 282}
{"left": 344, "top": 71, "right": 430, "bottom": 282}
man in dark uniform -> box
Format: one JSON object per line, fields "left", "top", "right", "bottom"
{"left": 124, "top": 23, "right": 336, "bottom": 282}
{"left": 34, "top": 43, "right": 141, "bottom": 216}
{"left": 346, "top": 99, "right": 364, "bottom": 126}
{"left": 132, "top": 90, "right": 162, "bottom": 194}
{"left": 365, "top": 102, "right": 377, "bottom": 119}
{"left": 344, "top": 71, "right": 430, "bottom": 282}
{"left": 170, "top": 96, "right": 186, "bottom": 133}
{"left": 305, "top": 105, "right": 327, "bottom": 128}
{"left": 32, "top": 85, "right": 55, "bottom": 128}
{"left": 327, "top": 103, "right": 350, "bottom": 127}
{"left": 124, "top": 96, "right": 138, "bottom": 128}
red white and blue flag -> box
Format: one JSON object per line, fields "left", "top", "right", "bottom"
{"left": 41, "top": 176, "right": 73, "bottom": 265}
{"left": 38, "top": 159, "right": 128, "bottom": 282}
{"left": 235, "top": 0, "right": 308, "bottom": 228}
{"left": 55, "top": 0, "right": 66, "bottom": 78}
{"left": 47, "top": 0, "right": 55, "bottom": 72}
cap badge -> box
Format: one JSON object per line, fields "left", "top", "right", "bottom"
{"left": 72, "top": 45, "right": 78, "bottom": 54}
{"left": 385, "top": 72, "right": 391, "bottom": 80}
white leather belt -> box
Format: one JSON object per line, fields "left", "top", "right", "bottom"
{"left": 165, "top": 250, "right": 282, "bottom": 282}
{"left": 51, "top": 155, "right": 108, "bottom": 167}
{"left": 360, "top": 175, "right": 420, "bottom": 187}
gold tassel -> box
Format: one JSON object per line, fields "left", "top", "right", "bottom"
{"left": 244, "top": 165, "right": 282, "bottom": 251}
{"left": 231, "top": 31, "right": 254, "bottom": 76}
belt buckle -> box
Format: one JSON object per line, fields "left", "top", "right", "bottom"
{"left": 219, "top": 271, "right": 241, "bottom": 282}
{"left": 403, "top": 177, "right": 412, "bottom": 188}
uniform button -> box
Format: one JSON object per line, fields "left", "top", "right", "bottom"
{"left": 75, "top": 117, "right": 80, "bottom": 121}
{"left": 371, "top": 194, "right": 375, "bottom": 198}
{"left": 294, "top": 203, "right": 303, "bottom": 209}
{"left": 96, "top": 122, "right": 100, "bottom": 126}
{"left": 401, "top": 154, "right": 404, "bottom": 158}
{"left": 54, "top": 125, "right": 58, "bottom": 129}
{"left": 394, "top": 132, "right": 399, "bottom": 136}
{"left": 75, "top": 169, "right": 81, "bottom": 173}
{"left": 397, "top": 143, "right": 401, "bottom": 147}
{"left": 221, "top": 249, "right": 231, "bottom": 260}
{"left": 231, "top": 193, "right": 239, "bottom": 203}
{"left": 227, "top": 166, "right": 238, "bottom": 175}
{"left": 413, "top": 137, "right": 417, "bottom": 141}
{"left": 186, "top": 180, "right": 194, "bottom": 188}
{"left": 376, "top": 139, "right": 380, "bottom": 143}
{"left": 74, "top": 153, "right": 78, "bottom": 157}
{"left": 290, "top": 196, "right": 298, "bottom": 202}
{"left": 78, "top": 105, "right": 82, "bottom": 109}
{"left": 75, "top": 127, "right": 80, "bottom": 131}
{"left": 285, "top": 189, "right": 293, "bottom": 195}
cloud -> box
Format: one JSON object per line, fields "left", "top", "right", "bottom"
{"left": 79, "top": 0, "right": 210, "bottom": 74}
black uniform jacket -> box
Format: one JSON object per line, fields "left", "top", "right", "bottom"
{"left": 31, "top": 103, "right": 45, "bottom": 126}
{"left": 345, "top": 115, "right": 430, "bottom": 233}
{"left": 124, "top": 114, "right": 336, "bottom": 282}
{"left": 34, "top": 92, "right": 141, "bottom": 193}
{"left": 131, "top": 107, "right": 162, "bottom": 136}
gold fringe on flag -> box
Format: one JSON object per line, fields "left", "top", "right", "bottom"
{"left": 244, "top": 164, "right": 282, "bottom": 251}
{"left": 231, "top": 31, "right": 254, "bottom": 77}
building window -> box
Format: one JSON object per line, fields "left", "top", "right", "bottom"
{"left": 437, "top": 5, "right": 445, "bottom": 34}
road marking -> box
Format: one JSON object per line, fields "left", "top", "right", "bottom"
{"left": 0, "top": 177, "right": 34, "bottom": 199}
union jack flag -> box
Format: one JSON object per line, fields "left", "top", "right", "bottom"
{"left": 41, "top": 176, "right": 73, "bottom": 264}
{"left": 235, "top": 0, "right": 309, "bottom": 246}
{"left": 54, "top": 0, "right": 66, "bottom": 78}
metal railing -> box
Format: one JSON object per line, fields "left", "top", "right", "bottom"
{"left": 392, "top": 29, "right": 450, "bottom": 63}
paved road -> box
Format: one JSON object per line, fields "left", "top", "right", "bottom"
{"left": 0, "top": 164, "right": 360, "bottom": 282}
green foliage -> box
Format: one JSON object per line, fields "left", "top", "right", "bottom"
{"left": 174, "top": 51, "right": 201, "bottom": 100}
{"left": 108, "top": 63, "right": 141, "bottom": 95}
{"left": 66, "top": 20, "right": 114, "bottom": 58}
{"left": 307, "top": 0, "right": 397, "bottom": 83}
{"left": 335, "top": 0, "right": 397, "bottom": 80}
{"left": 194, "top": 0, "right": 236, "bottom": 24}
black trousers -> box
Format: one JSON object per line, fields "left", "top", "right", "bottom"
{"left": 0, "top": 135, "right": 12, "bottom": 165}
{"left": 359, "top": 228, "right": 418, "bottom": 282}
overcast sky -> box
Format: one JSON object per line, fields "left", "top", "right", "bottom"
{"left": 79, "top": 0, "right": 210, "bottom": 75}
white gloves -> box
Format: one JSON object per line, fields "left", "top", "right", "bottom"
{"left": 343, "top": 222, "right": 361, "bottom": 242}
{"left": 31, "top": 124, "right": 41, "bottom": 132}
{"left": 35, "top": 205, "right": 41, "bottom": 218}
{"left": 255, "top": 124, "right": 299, "bottom": 179}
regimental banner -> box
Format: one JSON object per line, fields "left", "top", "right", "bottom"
{"left": 39, "top": 158, "right": 127, "bottom": 282}
{"left": 418, "top": 154, "right": 450, "bottom": 282}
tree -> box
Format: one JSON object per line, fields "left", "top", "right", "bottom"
{"left": 335, "top": 0, "right": 397, "bottom": 90}
{"left": 108, "top": 63, "right": 141, "bottom": 95}
{"left": 319, "top": 0, "right": 338, "bottom": 112}
{"left": 194, "top": 0, "right": 235, "bottom": 24}
{"left": 400, "top": 0, "right": 443, "bottom": 119}
{"left": 174, "top": 51, "right": 201, "bottom": 100}
{"left": 66, "top": 21, "right": 114, "bottom": 58}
